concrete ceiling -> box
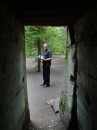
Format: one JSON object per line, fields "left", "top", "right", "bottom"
{"left": 0, "top": 0, "right": 97, "bottom": 26}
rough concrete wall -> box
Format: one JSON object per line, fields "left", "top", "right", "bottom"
{"left": 59, "top": 30, "right": 76, "bottom": 129}
{"left": 0, "top": 4, "right": 28, "bottom": 130}
{"left": 74, "top": 5, "right": 97, "bottom": 130}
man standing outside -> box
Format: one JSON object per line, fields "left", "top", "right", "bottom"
{"left": 40, "top": 43, "right": 52, "bottom": 87}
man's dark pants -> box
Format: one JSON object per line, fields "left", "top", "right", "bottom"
{"left": 43, "top": 63, "right": 50, "bottom": 86}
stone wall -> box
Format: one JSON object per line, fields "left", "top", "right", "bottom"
{"left": 60, "top": 4, "right": 97, "bottom": 130}
{"left": 59, "top": 29, "right": 77, "bottom": 129}
{"left": 0, "top": 4, "right": 28, "bottom": 130}
{"left": 74, "top": 5, "right": 97, "bottom": 130}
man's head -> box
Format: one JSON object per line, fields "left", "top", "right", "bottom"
{"left": 44, "top": 43, "right": 48, "bottom": 50}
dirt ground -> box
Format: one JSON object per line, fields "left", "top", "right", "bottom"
{"left": 26, "top": 55, "right": 66, "bottom": 130}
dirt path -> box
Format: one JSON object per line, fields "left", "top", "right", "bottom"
{"left": 26, "top": 55, "right": 66, "bottom": 130}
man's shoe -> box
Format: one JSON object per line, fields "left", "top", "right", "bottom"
{"left": 40, "top": 84, "right": 45, "bottom": 86}
{"left": 43, "top": 84, "right": 50, "bottom": 87}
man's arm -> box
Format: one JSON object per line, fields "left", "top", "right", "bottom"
{"left": 43, "top": 57, "right": 52, "bottom": 61}
{"left": 43, "top": 50, "right": 52, "bottom": 61}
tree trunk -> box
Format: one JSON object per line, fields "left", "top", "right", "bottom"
{"left": 37, "top": 38, "right": 41, "bottom": 72}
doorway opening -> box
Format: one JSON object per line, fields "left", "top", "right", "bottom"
{"left": 25, "top": 26, "right": 67, "bottom": 130}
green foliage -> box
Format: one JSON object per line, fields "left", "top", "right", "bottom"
{"left": 25, "top": 26, "right": 67, "bottom": 57}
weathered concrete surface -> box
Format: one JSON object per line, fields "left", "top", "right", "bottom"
{"left": 59, "top": 43, "right": 76, "bottom": 129}
{"left": 59, "top": 4, "right": 97, "bottom": 130}
{"left": 74, "top": 5, "right": 97, "bottom": 130}
{"left": 0, "top": 4, "right": 28, "bottom": 130}
{"left": 26, "top": 56, "right": 66, "bottom": 130}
